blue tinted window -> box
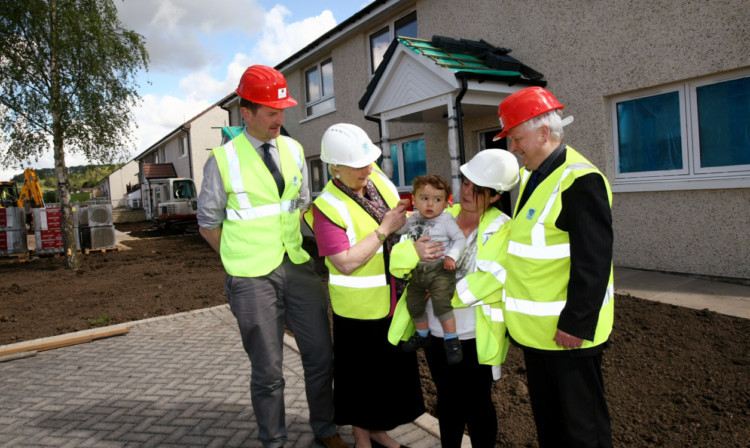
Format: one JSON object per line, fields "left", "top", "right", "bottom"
{"left": 390, "top": 144, "right": 400, "bottom": 187}
{"left": 403, "top": 139, "right": 426, "bottom": 185}
{"left": 616, "top": 92, "right": 683, "bottom": 173}
{"left": 697, "top": 77, "right": 750, "bottom": 168}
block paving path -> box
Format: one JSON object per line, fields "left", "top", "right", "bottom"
{"left": 0, "top": 305, "right": 442, "bottom": 447}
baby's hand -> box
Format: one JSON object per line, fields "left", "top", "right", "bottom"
{"left": 443, "top": 256, "right": 456, "bottom": 271}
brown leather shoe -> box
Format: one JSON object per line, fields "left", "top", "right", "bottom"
{"left": 315, "top": 433, "right": 348, "bottom": 448}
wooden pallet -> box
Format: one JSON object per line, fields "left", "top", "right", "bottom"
{"left": 0, "top": 251, "right": 31, "bottom": 264}
{"left": 83, "top": 245, "right": 122, "bottom": 255}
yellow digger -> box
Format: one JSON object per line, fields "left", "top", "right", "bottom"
{"left": 0, "top": 168, "right": 45, "bottom": 229}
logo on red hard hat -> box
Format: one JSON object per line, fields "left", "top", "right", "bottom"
{"left": 236, "top": 65, "right": 298, "bottom": 109}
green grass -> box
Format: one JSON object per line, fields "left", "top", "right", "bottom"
{"left": 89, "top": 316, "right": 110, "bottom": 327}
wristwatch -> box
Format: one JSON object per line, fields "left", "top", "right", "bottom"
{"left": 375, "top": 229, "right": 387, "bottom": 242}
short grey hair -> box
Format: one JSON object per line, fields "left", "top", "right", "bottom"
{"left": 523, "top": 110, "right": 564, "bottom": 141}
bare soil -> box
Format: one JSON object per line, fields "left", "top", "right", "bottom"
{"left": 1, "top": 221, "right": 748, "bottom": 447}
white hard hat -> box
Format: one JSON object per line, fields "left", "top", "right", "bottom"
{"left": 460, "top": 149, "right": 520, "bottom": 192}
{"left": 320, "top": 123, "right": 382, "bottom": 168}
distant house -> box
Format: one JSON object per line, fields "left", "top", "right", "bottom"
{"left": 96, "top": 160, "right": 140, "bottom": 208}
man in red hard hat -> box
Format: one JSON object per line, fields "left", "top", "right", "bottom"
{"left": 498, "top": 87, "right": 614, "bottom": 448}
{"left": 198, "top": 65, "right": 346, "bottom": 448}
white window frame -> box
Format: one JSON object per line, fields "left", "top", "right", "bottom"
{"left": 303, "top": 58, "right": 336, "bottom": 120}
{"left": 610, "top": 69, "right": 750, "bottom": 192}
{"left": 368, "top": 10, "right": 417, "bottom": 75}
{"left": 179, "top": 135, "right": 188, "bottom": 158}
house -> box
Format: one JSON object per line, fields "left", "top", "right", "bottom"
{"left": 131, "top": 99, "right": 233, "bottom": 221}
{"left": 149, "top": 0, "right": 750, "bottom": 281}
{"left": 269, "top": 0, "right": 750, "bottom": 281}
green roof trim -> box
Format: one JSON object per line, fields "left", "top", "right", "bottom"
{"left": 397, "top": 37, "right": 523, "bottom": 77}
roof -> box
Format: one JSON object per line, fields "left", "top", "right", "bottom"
{"left": 142, "top": 163, "right": 177, "bottom": 180}
{"left": 359, "top": 35, "right": 546, "bottom": 111}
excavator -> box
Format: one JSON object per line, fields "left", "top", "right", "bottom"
{"left": 0, "top": 168, "right": 45, "bottom": 227}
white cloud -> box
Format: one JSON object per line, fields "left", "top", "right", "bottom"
{"left": 250, "top": 6, "right": 337, "bottom": 65}
{"left": 115, "top": 0, "right": 266, "bottom": 73}
{"left": 127, "top": 94, "right": 212, "bottom": 160}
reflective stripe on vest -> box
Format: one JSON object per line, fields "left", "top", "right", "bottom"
{"left": 507, "top": 162, "right": 593, "bottom": 260}
{"left": 506, "top": 284, "right": 614, "bottom": 317}
{"left": 223, "top": 136, "right": 304, "bottom": 220}
{"left": 329, "top": 272, "right": 388, "bottom": 288}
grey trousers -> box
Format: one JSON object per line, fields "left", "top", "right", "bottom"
{"left": 225, "top": 256, "right": 336, "bottom": 448}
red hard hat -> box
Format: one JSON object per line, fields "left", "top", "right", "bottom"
{"left": 236, "top": 65, "right": 298, "bottom": 109}
{"left": 493, "top": 87, "right": 564, "bottom": 141}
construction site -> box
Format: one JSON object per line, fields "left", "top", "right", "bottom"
{"left": 0, "top": 219, "right": 747, "bottom": 447}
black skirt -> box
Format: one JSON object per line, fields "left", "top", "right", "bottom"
{"left": 332, "top": 312, "right": 425, "bottom": 430}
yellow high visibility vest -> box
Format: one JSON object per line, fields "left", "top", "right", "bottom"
{"left": 504, "top": 146, "right": 615, "bottom": 351}
{"left": 212, "top": 133, "right": 308, "bottom": 277}
{"left": 304, "top": 165, "right": 400, "bottom": 319}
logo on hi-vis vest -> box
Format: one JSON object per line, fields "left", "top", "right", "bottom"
{"left": 526, "top": 208, "right": 536, "bottom": 220}
{"left": 278, "top": 88, "right": 287, "bottom": 99}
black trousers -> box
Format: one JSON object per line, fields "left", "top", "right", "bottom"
{"left": 425, "top": 337, "right": 498, "bottom": 448}
{"left": 523, "top": 349, "right": 612, "bottom": 448}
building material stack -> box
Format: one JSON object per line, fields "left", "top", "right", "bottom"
{"left": 33, "top": 206, "right": 68, "bottom": 255}
{"left": 0, "top": 207, "right": 27, "bottom": 256}
{"left": 78, "top": 203, "right": 116, "bottom": 250}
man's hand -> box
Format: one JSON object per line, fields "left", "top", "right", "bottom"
{"left": 553, "top": 329, "right": 584, "bottom": 349}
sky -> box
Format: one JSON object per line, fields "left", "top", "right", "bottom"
{"left": 1, "top": 0, "right": 372, "bottom": 181}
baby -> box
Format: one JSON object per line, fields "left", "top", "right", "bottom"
{"left": 397, "top": 174, "right": 466, "bottom": 364}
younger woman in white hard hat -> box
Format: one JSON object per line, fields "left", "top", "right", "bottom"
{"left": 388, "top": 148, "right": 520, "bottom": 448}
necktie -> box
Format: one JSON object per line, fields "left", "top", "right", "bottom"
{"left": 261, "top": 143, "right": 285, "bottom": 196}
{"left": 519, "top": 170, "right": 540, "bottom": 210}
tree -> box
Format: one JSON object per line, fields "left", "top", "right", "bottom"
{"left": 0, "top": 0, "right": 148, "bottom": 270}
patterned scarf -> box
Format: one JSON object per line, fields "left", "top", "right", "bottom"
{"left": 334, "top": 178, "right": 406, "bottom": 297}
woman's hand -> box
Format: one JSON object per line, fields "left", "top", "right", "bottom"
{"left": 378, "top": 202, "right": 408, "bottom": 235}
{"left": 414, "top": 235, "right": 444, "bottom": 262}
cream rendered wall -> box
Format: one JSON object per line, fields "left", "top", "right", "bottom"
{"left": 106, "top": 160, "right": 140, "bottom": 208}
{"left": 188, "top": 106, "right": 230, "bottom": 194}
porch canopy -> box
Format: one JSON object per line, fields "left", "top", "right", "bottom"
{"left": 359, "top": 35, "right": 546, "bottom": 195}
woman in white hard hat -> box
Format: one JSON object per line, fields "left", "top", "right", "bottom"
{"left": 388, "top": 148, "right": 520, "bottom": 448}
{"left": 303, "top": 123, "right": 423, "bottom": 448}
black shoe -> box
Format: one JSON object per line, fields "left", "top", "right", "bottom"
{"left": 444, "top": 338, "right": 463, "bottom": 365}
{"left": 401, "top": 333, "right": 430, "bottom": 352}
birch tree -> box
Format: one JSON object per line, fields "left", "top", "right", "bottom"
{"left": 0, "top": 0, "right": 148, "bottom": 269}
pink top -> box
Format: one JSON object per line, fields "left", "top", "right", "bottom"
{"left": 312, "top": 205, "right": 352, "bottom": 256}
{"left": 312, "top": 205, "right": 400, "bottom": 311}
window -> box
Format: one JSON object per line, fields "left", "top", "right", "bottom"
{"left": 369, "top": 11, "right": 417, "bottom": 74}
{"left": 379, "top": 137, "right": 426, "bottom": 189}
{"left": 309, "top": 158, "right": 328, "bottom": 195}
{"left": 611, "top": 71, "right": 750, "bottom": 191}
{"left": 305, "top": 58, "right": 335, "bottom": 117}
{"left": 179, "top": 135, "right": 188, "bottom": 158}
{"left": 479, "top": 129, "right": 506, "bottom": 151}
